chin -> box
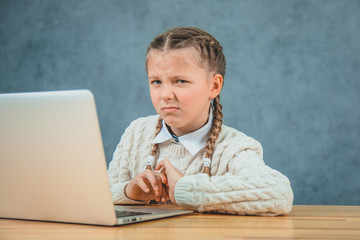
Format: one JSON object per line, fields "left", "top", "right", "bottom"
{"left": 162, "top": 117, "right": 176, "bottom": 127}
{"left": 162, "top": 116, "right": 181, "bottom": 129}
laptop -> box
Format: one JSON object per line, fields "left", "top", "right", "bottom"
{"left": 0, "top": 89, "right": 192, "bottom": 226}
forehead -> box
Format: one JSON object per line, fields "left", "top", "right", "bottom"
{"left": 147, "top": 47, "right": 204, "bottom": 73}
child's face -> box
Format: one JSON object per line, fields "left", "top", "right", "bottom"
{"left": 147, "top": 47, "right": 220, "bottom": 136}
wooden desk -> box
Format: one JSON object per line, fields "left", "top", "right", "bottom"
{"left": 0, "top": 205, "right": 359, "bottom": 240}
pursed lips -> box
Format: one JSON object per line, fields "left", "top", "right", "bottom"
{"left": 161, "top": 106, "right": 179, "bottom": 112}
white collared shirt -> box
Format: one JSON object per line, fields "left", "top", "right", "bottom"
{"left": 151, "top": 108, "right": 213, "bottom": 156}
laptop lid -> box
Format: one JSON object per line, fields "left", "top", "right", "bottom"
{"left": 0, "top": 90, "right": 117, "bottom": 225}
{"left": 0, "top": 90, "right": 193, "bottom": 226}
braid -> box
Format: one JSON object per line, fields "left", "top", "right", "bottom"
{"left": 203, "top": 95, "right": 223, "bottom": 176}
{"left": 146, "top": 117, "right": 163, "bottom": 170}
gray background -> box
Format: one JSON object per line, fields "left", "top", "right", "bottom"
{"left": 1, "top": 0, "right": 359, "bottom": 205}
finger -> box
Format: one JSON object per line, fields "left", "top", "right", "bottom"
{"left": 160, "top": 181, "right": 170, "bottom": 203}
{"left": 144, "top": 170, "right": 160, "bottom": 192}
{"left": 164, "top": 185, "right": 170, "bottom": 202}
{"left": 159, "top": 167, "right": 170, "bottom": 187}
{"left": 156, "top": 160, "right": 175, "bottom": 178}
{"left": 155, "top": 161, "right": 164, "bottom": 171}
{"left": 159, "top": 171, "right": 167, "bottom": 184}
{"left": 144, "top": 171, "right": 161, "bottom": 201}
{"left": 161, "top": 184, "right": 168, "bottom": 203}
{"left": 160, "top": 184, "right": 167, "bottom": 203}
{"left": 135, "top": 177, "right": 151, "bottom": 193}
{"left": 155, "top": 159, "right": 170, "bottom": 171}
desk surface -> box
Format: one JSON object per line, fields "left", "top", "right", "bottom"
{"left": 0, "top": 205, "right": 359, "bottom": 240}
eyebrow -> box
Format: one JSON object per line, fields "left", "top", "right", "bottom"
{"left": 148, "top": 75, "right": 189, "bottom": 80}
{"left": 148, "top": 75, "right": 160, "bottom": 80}
{"left": 172, "top": 75, "right": 189, "bottom": 79}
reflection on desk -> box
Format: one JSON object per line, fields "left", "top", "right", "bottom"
{"left": 0, "top": 205, "right": 359, "bottom": 240}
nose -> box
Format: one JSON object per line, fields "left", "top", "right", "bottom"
{"left": 160, "top": 84, "right": 174, "bottom": 101}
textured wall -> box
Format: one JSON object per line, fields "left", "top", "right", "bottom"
{"left": 1, "top": 0, "right": 359, "bottom": 205}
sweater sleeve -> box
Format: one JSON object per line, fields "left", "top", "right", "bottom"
{"left": 107, "top": 119, "right": 148, "bottom": 205}
{"left": 174, "top": 143, "right": 294, "bottom": 216}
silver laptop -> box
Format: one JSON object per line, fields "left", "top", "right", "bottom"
{"left": 0, "top": 90, "right": 192, "bottom": 226}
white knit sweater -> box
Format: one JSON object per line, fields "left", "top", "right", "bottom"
{"left": 107, "top": 115, "right": 294, "bottom": 216}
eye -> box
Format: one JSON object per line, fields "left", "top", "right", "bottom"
{"left": 151, "top": 80, "right": 162, "bottom": 85}
{"left": 176, "top": 80, "right": 188, "bottom": 84}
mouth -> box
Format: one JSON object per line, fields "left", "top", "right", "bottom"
{"left": 161, "top": 106, "right": 179, "bottom": 113}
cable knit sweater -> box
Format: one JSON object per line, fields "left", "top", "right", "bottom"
{"left": 107, "top": 115, "right": 294, "bottom": 216}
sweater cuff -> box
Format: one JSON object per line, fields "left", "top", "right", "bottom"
{"left": 111, "top": 181, "right": 147, "bottom": 205}
{"left": 174, "top": 174, "right": 206, "bottom": 208}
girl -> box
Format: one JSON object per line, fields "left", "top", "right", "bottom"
{"left": 108, "top": 27, "right": 293, "bottom": 216}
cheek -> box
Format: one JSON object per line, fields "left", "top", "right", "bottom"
{"left": 149, "top": 89, "right": 159, "bottom": 106}
{"left": 176, "top": 90, "right": 193, "bottom": 104}
{"left": 179, "top": 88, "right": 207, "bottom": 107}
{"left": 186, "top": 84, "right": 211, "bottom": 101}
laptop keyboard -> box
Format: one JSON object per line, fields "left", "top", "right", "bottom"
{"left": 115, "top": 210, "right": 152, "bottom": 218}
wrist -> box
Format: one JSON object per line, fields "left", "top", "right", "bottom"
{"left": 124, "top": 184, "right": 131, "bottom": 199}
{"left": 124, "top": 183, "right": 136, "bottom": 201}
{"left": 171, "top": 176, "right": 182, "bottom": 204}
{"left": 174, "top": 175, "right": 195, "bottom": 208}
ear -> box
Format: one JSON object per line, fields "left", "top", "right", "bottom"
{"left": 209, "top": 73, "right": 223, "bottom": 99}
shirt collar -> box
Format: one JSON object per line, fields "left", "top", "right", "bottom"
{"left": 152, "top": 108, "right": 213, "bottom": 156}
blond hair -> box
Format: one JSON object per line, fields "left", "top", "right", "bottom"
{"left": 146, "top": 27, "right": 225, "bottom": 176}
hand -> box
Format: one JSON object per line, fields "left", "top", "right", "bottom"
{"left": 125, "top": 169, "right": 169, "bottom": 202}
{"left": 155, "top": 159, "right": 183, "bottom": 204}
